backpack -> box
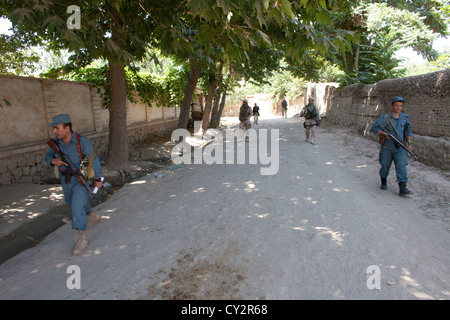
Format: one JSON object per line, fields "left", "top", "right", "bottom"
{"left": 305, "top": 105, "right": 316, "bottom": 119}
{"left": 239, "top": 106, "right": 251, "bottom": 121}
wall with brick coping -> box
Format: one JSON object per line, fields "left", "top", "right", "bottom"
{"left": 0, "top": 75, "right": 180, "bottom": 185}
{"left": 327, "top": 69, "right": 450, "bottom": 171}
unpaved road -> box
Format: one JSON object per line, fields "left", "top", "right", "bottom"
{"left": 0, "top": 118, "right": 448, "bottom": 300}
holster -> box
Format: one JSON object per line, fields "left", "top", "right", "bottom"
{"left": 378, "top": 134, "right": 386, "bottom": 146}
{"left": 61, "top": 170, "right": 73, "bottom": 184}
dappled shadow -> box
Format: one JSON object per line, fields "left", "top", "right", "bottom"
{"left": 0, "top": 184, "right": 64, "bottom": 237}
{"left": 1, "top": 118, "right": 449, "bottom": 299}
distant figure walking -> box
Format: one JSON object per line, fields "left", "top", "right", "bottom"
{"left": 299, "top": 97, "right": 321, "bottom": 144}
{"left": 281, "top": 99, "right": 288, "bottom": 118}
{"left": 239, "top": 99, "right": 253, "bottom": 141}
{"left": 253, "top": 103, "right": 260, "bottom": 125}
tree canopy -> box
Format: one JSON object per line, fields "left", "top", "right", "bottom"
{"left": 1, "top": 0, "right": 449, "bottom": 169}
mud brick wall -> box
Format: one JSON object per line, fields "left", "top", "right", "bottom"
{"left": 327, "top": 69, "right": 450, "bottom": 171}
{"left": 0, "top": 75, "right": 180, "bottom": 185}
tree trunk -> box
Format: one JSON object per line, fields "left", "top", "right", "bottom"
{"left": 216, "top": 91, "right": 227, "bottom": 122}
{"left": 200, "top": 79, "right": 216, "bottom": 134}
{"left": 209, "top": 60, "right": 224, "bottom": 128}
{"left": 177, "top": 59, "right": 200, "bottom": 129}
{"left": 201, "top": 80, "right": 217, "bottom": 135}
{"left": 215, "top": 64, "right": 232, "bottom": 125}
{"left": 354, "top": 44, "right": 360, "bottom": 72}
{"left": 200, "top": 56, "right": 217, "bottom": 134}
{"left": 105, "top": 59, "right": 129, "bottom": 171}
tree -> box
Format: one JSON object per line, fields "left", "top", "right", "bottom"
{"left": 4, "top": 0, "right": 185, "bottom": 171}
{"left": 4, "top": 0, "right": 360, "bottom": 162}
{"left": 326, "top": 0, "right": 449, "bottom": 85}
{"left": 183, "top": 0, "right": 358, "bottom": 130}
{"left": 0, "top": 33, "right": 39, "bottom": 76}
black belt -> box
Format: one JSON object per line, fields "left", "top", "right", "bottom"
{"left": 59, "top": 169, "right": 73, "bottom": 184}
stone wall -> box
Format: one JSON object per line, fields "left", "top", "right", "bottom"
{"left": 327, "top": 69, "right": 450, "bottom": 171}
{"left": 0, "top": 75, "right": 180, "bottom": 185}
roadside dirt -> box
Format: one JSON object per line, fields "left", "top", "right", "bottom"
{"left": 0, "top": 118, "right": 448, "bottom": 300}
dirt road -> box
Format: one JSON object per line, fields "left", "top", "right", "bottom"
{"left": 0, "top": 118, "right": 448, "bottom": 300}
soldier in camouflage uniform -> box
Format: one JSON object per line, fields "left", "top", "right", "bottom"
{"left": 300, "top": 98, "right": 320, "bottom": 145}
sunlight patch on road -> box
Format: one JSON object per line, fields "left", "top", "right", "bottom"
{"left": 313, "top": 226, "right": 348, "bottom": 246}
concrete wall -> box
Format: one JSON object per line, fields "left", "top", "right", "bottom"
{"left": 327, "top": 69, "right": 450, "bottom": 171}
{"left": 0, "top": 75, "right": 179, "bottom": 185}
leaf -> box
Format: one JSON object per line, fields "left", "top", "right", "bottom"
{"left": 0, "top": 98, "right": 12, "bottom": 108}
{"left": 217, "top": 0, "right": 232, "bottom": 13}
{"left": 319, "top": 0, "right": 327, "bottom": 10}
{"left": 255, "top": 3, "right": 266, "bottom": 28}
{"left": 42, "top": 15, "right": 66, "bottom": 33}
{"left": 299, "top": 0, "right": 309, "bottom": 8}
{"left": 257, "top": 30, "right": 272, "bottom": 46}
{"left": 9, "top": 8, "right": 35, "bottom": 25}
{"left": 279, "top": 0, "right": 295, "bottom": 19}
{"left": 270, "top": 6, "right": 283, "bottom": 27}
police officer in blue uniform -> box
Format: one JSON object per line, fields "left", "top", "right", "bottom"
{"left": 370, "top": 97, "right": 413, "bottom": 196}
{"left": 45, "top": 114, "right": 103, "bottom": 255}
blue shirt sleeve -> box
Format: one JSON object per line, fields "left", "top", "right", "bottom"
{"left": 370, "top": 115, "right": 387, "bottom": 134}
{"left": 44, "top": 145, "right": 57, "bottom": 167}
{"left": 403, "top": 114, "right": 412, "bottom": 137}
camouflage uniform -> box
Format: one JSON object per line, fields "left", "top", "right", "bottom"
{"left": 300, "top": 99, "right": 320, "bottom": 144}
{"left": 239, "top": 100, "right": 252, "bottom": 140}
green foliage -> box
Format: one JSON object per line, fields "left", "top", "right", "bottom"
{"left": 48, "top": 59, "right": 190, "bottom": 110}
{"left": 0, "top": 34, "right": 39, "bottom": 76}
{"left": 228, "top": 59, "right": 308, "bottom": 104}
{"left": 432, "top": 53, "right": 450, "bottom": 70}
{"left": 329, "top": 0, "right": 449, "bottom": 86}
{"left": 364, "top": 2, "right": 439, "bottom": 60}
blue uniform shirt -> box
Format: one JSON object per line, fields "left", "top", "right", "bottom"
{"left": 370, "top": 112, "right": 412, "bottom": 141}
{"left": 45, "top": 132, "right": 102, "bottom": 179}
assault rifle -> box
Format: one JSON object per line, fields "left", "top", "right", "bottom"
{"left": 380, "top": 128, "right": 420, "bottom": 162}
{"left": 303, "top": 120, "right": 320, "bottom": 128}
{"left": 47, "top": 138, "right": 92, "bottom": 197}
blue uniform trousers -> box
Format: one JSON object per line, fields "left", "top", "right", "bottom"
{"left": 61, "top": 175, "right": 91, "bottom": 231}
{"left": 379, "top": 142, "right": 408, "bottom": 183}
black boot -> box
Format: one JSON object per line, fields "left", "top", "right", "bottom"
{"left": 398, "top": 182, "right": 412, "bottom": 196}
{"left": 380, "top": 177, "right": 387, "bottom": 190}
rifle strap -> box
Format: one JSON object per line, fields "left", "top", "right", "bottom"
{"left": 76, "top": 134, "right": 84, "bottom": 159}
{"left": 86, "top": 150, "right": 95, "bottom": 179}
{"left": 386, "top": 114, "right": 406, "bottom": 142}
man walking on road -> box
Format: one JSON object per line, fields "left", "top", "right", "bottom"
{"left": 370, "top": 97, "right": 413, "bottom": 196}
{"left": 300, "top": 97, "right": 321, "bottom": 145}
{"left": 281, "top": 99, "right": 288, "bottom": 118}
{"left": 45, "top": 114, "right": 103, "bottom": 255}
{"left": 239, "top": 99, "right": 253, "bottom": 141}
{"left": 253, "top": 103, "right": 260, "bottom": 125}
